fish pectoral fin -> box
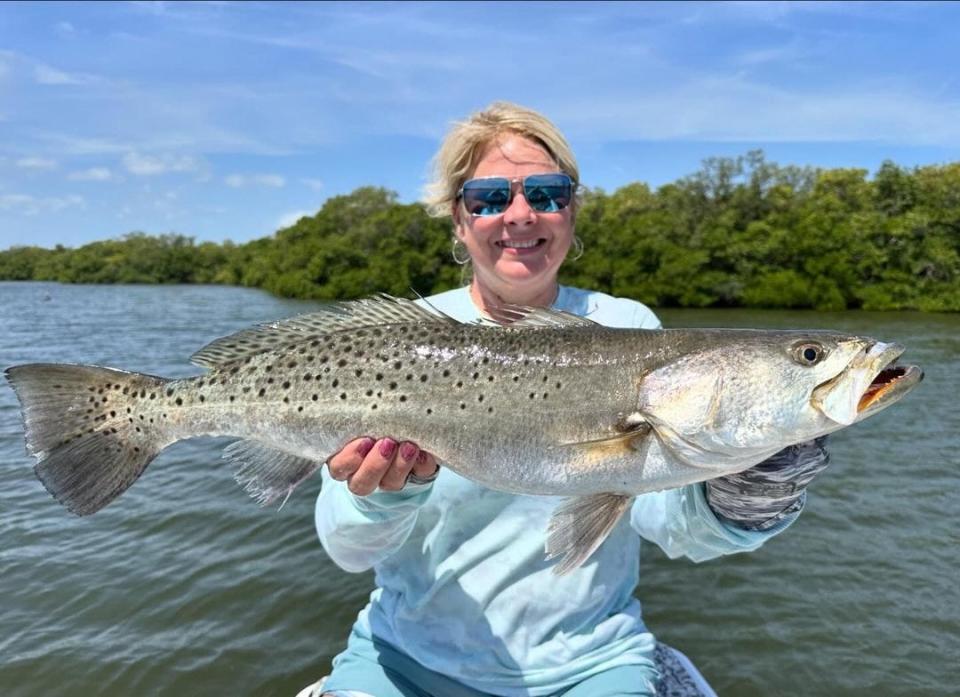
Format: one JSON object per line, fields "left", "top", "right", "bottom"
{"left": 545, "top": 493, "right": 635, "bottom": 575}
{"left": 224, "top": 439, "right": 323, "bottom": 509}
{"left": 557, "top": 423, "right": 652, "bottom": 465}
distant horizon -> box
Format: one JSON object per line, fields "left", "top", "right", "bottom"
{"left": 2, "top": 1, "right": 959, "bottom": 248}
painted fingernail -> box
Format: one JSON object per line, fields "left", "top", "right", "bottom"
{"left": 379, "top": 438, "right": 397, "bottom": 458}
{"left": 356, "top": 437, "right": 375, "bottom": 458}
{"left": 416, "top": 450, "right": 428, "bottom": 466}
{"left": 400, "top": 442, "right": 419, "bottom": 461}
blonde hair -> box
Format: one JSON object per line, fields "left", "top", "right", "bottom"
{"left": 422, "top": 102, "right": 580, "bottom": 218}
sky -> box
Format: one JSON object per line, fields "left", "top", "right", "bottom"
{"left": 2, "top": 1, "right": 960, "bottom": 249}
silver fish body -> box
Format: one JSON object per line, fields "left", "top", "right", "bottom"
{"left": 5, "top": 296, "right": 923, "bottom": 572}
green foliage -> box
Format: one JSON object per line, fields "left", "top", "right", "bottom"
{"left": 2, "top": 153, "right": 959, "bottom": 311}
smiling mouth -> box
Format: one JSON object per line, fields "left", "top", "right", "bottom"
{"left": 497, "top": 238, "right": 546, "bottom": 250}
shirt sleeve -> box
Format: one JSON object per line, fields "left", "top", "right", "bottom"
{"left": 314, "top": 467, "right": 435, "bottom": 573}
{"left": 629, "top": 483, "right": 798, "bottom": 562}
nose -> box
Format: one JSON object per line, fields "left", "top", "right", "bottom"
{"left": 502, "top": 187, "right": 537, "bottom": 226}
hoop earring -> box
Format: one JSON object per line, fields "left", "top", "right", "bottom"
{"left": 451, "top": 238, "right": 471, "bottom": 265}
{"left": 569, "top": 235, "right": 584, "bottom": 262}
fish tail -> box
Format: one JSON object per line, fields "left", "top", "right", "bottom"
{"left": 5, "top": 363, "right": 172, "bottom": 515}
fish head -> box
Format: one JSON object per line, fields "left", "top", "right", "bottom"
{"left": 637, "top": 330, "right": 922, "bottom": 468}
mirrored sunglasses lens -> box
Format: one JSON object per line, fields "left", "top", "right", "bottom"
{"left": 523, "top": 175, "right": 572, "bottom": 212}
{"left": 462, "top": 179, "right": 511, "bottom": 216}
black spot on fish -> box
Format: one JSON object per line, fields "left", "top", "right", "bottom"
{"left": 176, "top": 397, "right": 183, "bottom": 406}
{"left": 338, "top": 359, "right": 348, "bottom": 367}
{"left": 355, "top": 369, "right": 363, "bottom": 377}
{"left": 312, "top": 394, "right": 319, "bottom": 401}
{"left": 283, "top": 381, "right": 291, "bottom": 389}
{"left": 199, "top": 395, "right": 205, "bottom": 403}
{"left": 304, "top": 373, "right": 313, "bottom": 381}
{"left": 442, "top": 369, "right": 450, "bottom": 377}
{"left": 166, "top": 388, "right": 174, "bottom": 396}
{"left": 399, "top": 395, "right": 407, "bottom": 402}
{"left": 267, "top": 377, "right": 274, "bottom": 384}
{"left": 420, "top": 375, "right": 428, "bottom": 382}
{"left": 258, "top": 388, "right": 266, "bottom": 397}
{"left": 332, "top": 378, "right": 339, "bottom": 388}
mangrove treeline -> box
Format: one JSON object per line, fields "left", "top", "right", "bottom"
{"left": 2, "top": 152, "right": 958, "bottom": 311}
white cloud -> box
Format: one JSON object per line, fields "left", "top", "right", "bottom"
{"left": 0, "top": 193, "right": 85, "bottom": 215}
{"left": 276, "top": 209, "right": 312, "bottom": 229}
{"left": 225, "top": 173, "right": 286, "bottom": 188}
{"left": 123, "top": 152, "right": 202, "bottom": 175}
{"left": 301, "top": 177, "right": 325, "bottom": 191}
{"left": 55, "top": 21, "right": 76, "bottom": 35}
{"left": 69, "top": 167, "right": 113, "bottom": 181}
{"left": 34, "top": 63, "right": 98, "bottom": 86}
{"left": 16, "top": 157, "right": 58, "bottom": 170}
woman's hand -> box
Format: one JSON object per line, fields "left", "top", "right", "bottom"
{"left": 327, "top": 437, "right": 439, "bottom": 496}
{"left": 705, "top": 436, "right": 831, "bottom": 531}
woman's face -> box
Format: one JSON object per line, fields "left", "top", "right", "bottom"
{"left": 453, "top": 134, "right": 574, "bottom": 305}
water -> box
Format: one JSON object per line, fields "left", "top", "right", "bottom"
{"left": 0, "top": 282, "right": 956, "bottom": 697}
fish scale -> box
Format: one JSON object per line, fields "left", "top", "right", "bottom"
{"left": 4, "top": 295, "right": 922, "bottom": 573}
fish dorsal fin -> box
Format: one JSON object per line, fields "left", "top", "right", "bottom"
{"left": 191, "top": 294, "right": 457, "bottom": 368}
{"left": 480, "top": 303, "right": 599, "bottom": 328}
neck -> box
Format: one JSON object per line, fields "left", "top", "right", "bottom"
{"left": 469, "top": 278, "right": 559, "bottom": 313}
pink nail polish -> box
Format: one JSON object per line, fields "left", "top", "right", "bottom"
{"left": 379, "top": 438, "right": 397, "bottom": 458}
{"left": 400, "top": 442, "right": 418, "bottom": 461}
{"left": 356, "top": 437, "right": 375, "bottom": 458}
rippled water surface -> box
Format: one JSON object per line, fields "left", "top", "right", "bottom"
{"left": 1, "top": 283, "right": 957, "bottom": 697}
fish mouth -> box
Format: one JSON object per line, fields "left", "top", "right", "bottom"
{"left": 857, "top": 354, "right": 923, "bottom": 417}
{"left": 812, "top": 341, "right": 923, "bottom": 425}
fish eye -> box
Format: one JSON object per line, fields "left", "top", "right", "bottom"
{"left": 793, "top": 342, "right": 826, "bottom": 366}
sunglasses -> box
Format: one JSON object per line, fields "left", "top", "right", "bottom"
{"left": 457, "top": 173, "right": 574, "bottom": 217}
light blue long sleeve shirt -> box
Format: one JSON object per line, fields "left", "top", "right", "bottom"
{"left": 315, "top": 286, "right": 798, "bottom": 696}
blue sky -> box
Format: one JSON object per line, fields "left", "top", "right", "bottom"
{"left": 2, "top": 1, "right": 959, "bottom": 249}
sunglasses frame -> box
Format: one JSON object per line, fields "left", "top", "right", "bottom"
{"left": 457, "top": 172, "right": 575, "bottom": 217}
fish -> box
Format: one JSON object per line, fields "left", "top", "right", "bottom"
{"left": 4, "top": 295, "right": 923, "bottom": 573}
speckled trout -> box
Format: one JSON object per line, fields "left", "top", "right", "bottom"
{"left": 5, "top": 296, "right": 922, "bottom": 573}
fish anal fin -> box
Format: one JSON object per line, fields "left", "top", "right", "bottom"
{"left": 545, "top": 493, "right": 635, "bottom": 575}
{"left": 224, "top": 439, "right": 323, "bottom": 509}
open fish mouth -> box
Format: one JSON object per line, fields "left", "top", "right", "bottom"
{"left": 811, "top": 341, "right": 923, "bottom": 425}
{"left": 857, "top": 353, "right": 924, "bottom": 416}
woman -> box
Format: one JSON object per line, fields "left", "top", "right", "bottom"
{"left": 301, "top": 103, "right": 829, "bottom": 697}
